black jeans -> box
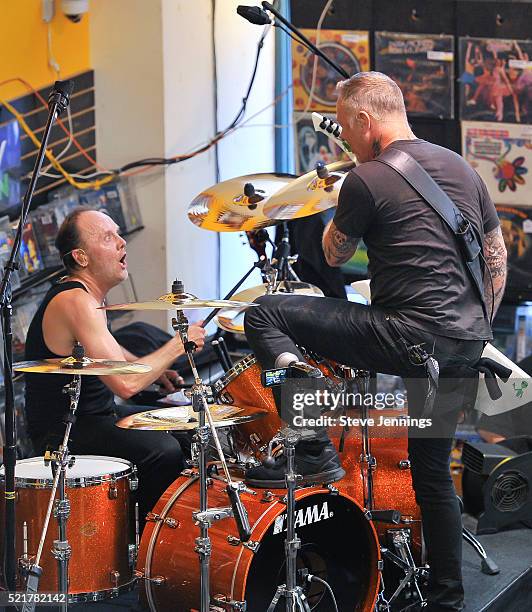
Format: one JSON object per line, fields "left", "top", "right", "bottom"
{"left": 32, "top": 408, "right": 184, "bottom": 528}
{"left": 244, "top": 294, "right": 484, "bottom": 611}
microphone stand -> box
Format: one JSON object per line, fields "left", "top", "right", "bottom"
{"left": 1, "top": 79, "right": 74, "bottom": 591}
{"left": 261, "top": 1, "right": 349, "bottom": 79}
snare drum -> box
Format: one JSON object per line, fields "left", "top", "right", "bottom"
{"left": 137, "top": 472, "right": 381, "bottom": 611}
{"left": 0, "top": 455, "right": 138, "bottom": 602}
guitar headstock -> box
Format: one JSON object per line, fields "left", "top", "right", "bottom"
{"left": 311, "top": 112, "right": 357, "bottom": 163}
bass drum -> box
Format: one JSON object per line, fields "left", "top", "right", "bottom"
{"left": 137, "top": 472, "right": 381, "bottom": 611}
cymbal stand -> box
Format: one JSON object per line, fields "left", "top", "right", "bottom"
{"left": 22, "top": 348, "right": 84, "bottom": 612}
{"left": 272, "top": 223, "right": 300, "bottom": 293}
{"left": 267, "top": 428, "right": 311, "bottom": 612}
{"left": 171, "top": 281, "right": 251, "bottom": 612}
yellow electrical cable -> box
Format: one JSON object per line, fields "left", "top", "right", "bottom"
{"left": 1, "top": 97, "right": 116, "bottom": 190}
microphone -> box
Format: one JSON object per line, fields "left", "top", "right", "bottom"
{"left": 48, "top": 79, "right": 74, "bottom": 116}
{"left": 237, "top": 5, "right": 272, "bottom": 25}
{"left": 272, "top": 224, "right": 290, "bottom": 272}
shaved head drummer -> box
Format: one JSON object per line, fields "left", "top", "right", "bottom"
{"left": 23, "top": 207, "right": 206, "bottom": 523}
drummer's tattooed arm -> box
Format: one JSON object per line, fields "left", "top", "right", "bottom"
{"left": 322, "top": 220, "right": 360, "bottom": 267}
{"left": 483, "top": 225, "right": 507, "bottom": 318}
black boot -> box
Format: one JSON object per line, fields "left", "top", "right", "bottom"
{"left": 245, "top": 440, "right": 345, "bottom": 489}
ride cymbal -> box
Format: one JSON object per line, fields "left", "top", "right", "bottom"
{"left": 263, "top": 160, "right": 355, "bottom": 221}
{"left": 188, "top": 173, "right": 295, "bottom": 232}
{"left": 115, "top": 404, "right": 268, "bottom": 431}
{"left": 14, "top": 357, "right": 151, "bottom": 376}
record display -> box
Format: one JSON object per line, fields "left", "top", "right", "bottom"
{"left": 292, "top": 29, "right": 370, "bottom": 112}
{"left": 375, "top": 32, "right": 455, "bottom": 119}
{"left": 0, "top": 119, "right": 21, "bottom": 211}
{"left": 462, "top": 121, "right": 532, "bottom": 206}
{"left": 496, "top": 205, "right": 532, "bottom": 298}
{"left": 459, "top": 37, "right": 532, "bottom": 123}
{"left": 293, "top": 112, "right": 349, "bottom": 174}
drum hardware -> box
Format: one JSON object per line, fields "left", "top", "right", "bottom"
{"left": 378, "top": 529, "right": 429, "bottom": 611}
{"left": 18, "top": 343, "right": 85, "bottom": 612}
{"left": 135, "top": 570, "right": 166, "bottom": 586}
{"left": 266, "top": 427, "right": 337, "bottom": 612}
{"left": 354, "top": 369, "right": 377, "bottom": 511}
{"left": 145, "top": 512, "right": 179, "bottom": 528}
{"left": 226, "top": 536, "right": 260, "bottom": 552}
{"left": 108, "top": 478, "right": 118, "bottom": 499}
{"left": 212, "top": 339, "right": 232, "bottom": 373}
{"left": 212, "top": 594, "right": 247, "bottom": 611}
{"left": 398, "top": 459, "right": 411, "bottom": 470}
{"left": 170, "top": 280, "right": 254, "bottom": 612}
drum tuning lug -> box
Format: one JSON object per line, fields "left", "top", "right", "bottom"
{"left": 135, "top": 571, "right": 166, "bottom": 586}
{"left": 213, "top": 594, "right": 248, "bottom": 610}
{"left": 108, "top": 478, "right": 118, "bottom": 499}
{"left": 110, "top": 570, "right": 120, "bottom": 587}
{"left": 194, "top": 506, "right": 233, "bottom": 528}
{"left": 145, "top": 512, "right": 179, "bottom": 529}
{"left": 226, "top": 535, "right": 260, "bottom": 553}
{"left": 261, "top": 491, "right": 275, "bottom": 503}
{"left": 398, "top": 459, "right": 411, "bottom": 470}
{"left": 326, "top": 484, "right": 339, "bottom": 495}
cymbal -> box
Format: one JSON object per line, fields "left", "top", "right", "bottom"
{"left": 14, "top": 357, "right": 152, "bottom": 376}
{"left": 263, "top": 160, "right": 355, "bottom": 221}
{"left": 215, "top": 281, "right": 324, "bottom": 335}
{"left": 115, "top": 404, "right": 268, "bottom": 431}
{"left": 188, "top": 173, "right": 295, "bottom": 232}
{"left": 100, "top": 296, "right": 259, "bottom": 312}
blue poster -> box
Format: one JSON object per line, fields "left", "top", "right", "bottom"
{"left": 0, "top": 120, "right": 21, "bottom": 209}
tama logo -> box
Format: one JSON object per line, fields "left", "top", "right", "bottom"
{"left": 273, "top": 502, "right": 333, "bottom": 535}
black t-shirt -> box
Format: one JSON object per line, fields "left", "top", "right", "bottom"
{"left": 334, "top": 139, "right": 499, "bottom": 340}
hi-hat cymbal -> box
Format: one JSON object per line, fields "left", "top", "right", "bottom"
{"left": 100, "top": 296, "right": 259, "bottom": 312}
{"left": 14, "top": 357, "right": 152, "bottom": 376}
{"left": 188, "top": 173, "right": 295, "bottom": 232}
{"left": 116, "top": 404, "right": 268, "bottom": 431}
{"left": 263, "top": 160, "right": 355, "bottom": 221}
{"left": 215, "top": 281, "right": 323, "bottom": 335}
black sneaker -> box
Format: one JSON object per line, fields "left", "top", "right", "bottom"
{"left": 245, "top": 442, "right": 345, "bottom": 489}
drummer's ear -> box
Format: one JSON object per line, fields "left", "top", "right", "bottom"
{"left": 73, "top": 249, "right": 88, "bottom": 267}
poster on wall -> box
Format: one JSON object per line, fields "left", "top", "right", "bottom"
{"left": 459, "top": 37, "right": 532, "bottom": 124}
{"left": 292, "top": 29, "right": 370, "bottom": 112}
{"left": 462, "top": 121, "right": 532, "bottom": 206}
{"left": 293, "top": 112, "right": 350, "bottom": 174}
{"left": 374, "top": 32, "right": 455, "bottom": 119}
{"left": 0, "top": 119, "right": 21, "bottom": 212}
{"left": 496, "top": 205, "right": 532, "bottom": 296}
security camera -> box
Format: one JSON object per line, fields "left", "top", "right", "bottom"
{"left": 61, "top": 0, "right": 89, "bottom": 23}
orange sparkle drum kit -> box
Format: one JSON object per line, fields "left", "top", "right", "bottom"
{"left": 2, "top": 160, "right": 428, "bottom": 612}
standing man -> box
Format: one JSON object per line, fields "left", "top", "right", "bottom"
{"left": 244, "top": 72, "right": 507, "bottom": 611}
{"left": 24, "top": 207, "right": 206, "bottom": 522}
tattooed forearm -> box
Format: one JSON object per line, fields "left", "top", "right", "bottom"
{"left": 483, "top": 225, "right": 507, "bottom": 318}
{"left": 322, "top": 220, "right": 360, "bottom": 267}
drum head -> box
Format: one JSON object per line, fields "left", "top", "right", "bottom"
{"left": 244, "top": 492, "right": 378, "bottom": 610}
{"left": 0, "top": 455, "right": 133, "bottom": 487}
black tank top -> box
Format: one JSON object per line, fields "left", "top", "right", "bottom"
{"left": 24, "top": 281, "right": 115, "bottom": 438}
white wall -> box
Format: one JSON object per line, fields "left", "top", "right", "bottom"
{"left": 90, "top": 0, "right": 275, "bottom": 329}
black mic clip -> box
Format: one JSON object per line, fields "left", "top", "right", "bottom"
{"left": 236, "top": 5, "right": 272, "bottom": 26}
{"left": 48, "top": 79, "right": 74, "bottom": 116}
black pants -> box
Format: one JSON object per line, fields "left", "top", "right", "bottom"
{"left": 32, "top": 408, "right": 184, "bottom": 527}
{"left": 244, "top": 294, "right": 484, "bottom": 611}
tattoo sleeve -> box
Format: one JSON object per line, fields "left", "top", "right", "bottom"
{"left": 483, "top": 225, "right": 507, "bottom": 319}
{"left": 322, "top": 220, "right": 360, "bottom": 267}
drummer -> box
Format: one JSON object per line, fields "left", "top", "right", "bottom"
{"left": 24, "top": 207, "right": 206, "bottom": 524}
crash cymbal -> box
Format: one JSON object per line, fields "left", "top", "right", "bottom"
{"left": 263, "top": 160, "right": 355, "bottom": 221}
{"left": 214, "top": 281, "right": 323, "bottom": 335}
{"left": 188, "top": 172, "right": 295, "bottom": 232}
{"left": 14, "top": 357, "right": 151, "bottom": 376}
{"left": 100, "top": 296, "right": 259, "bottom": 312}
{"left": 115, "top": 404, "right": 268, "bottom": 431}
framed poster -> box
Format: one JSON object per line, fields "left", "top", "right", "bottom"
{"left": 462, "top": 121, "right": 532, "bottom": 206}
{"left": 459, "top": 37, "right": 532, "bottom": 124}
{"left": 496, "top": 205, "right": 532, "bottom": 297}
{"left": 293, "top": 112, "right": 349, "bottom": 174}
{"left": 292, "top": 29, "right": 370, "bottom": 112}
{"left": 375, "top": 32, "right": 455, "bottom": 119}
{"left": 0, "top": 120, "right": 21, "bottom": 211}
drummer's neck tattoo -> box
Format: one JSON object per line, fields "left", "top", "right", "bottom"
{"left": 372, "top": 138, "right": 382, "bottom": 158}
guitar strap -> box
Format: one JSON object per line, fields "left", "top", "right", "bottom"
{"left": 375, "top": 148, "right": 488, "bottom": 319}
